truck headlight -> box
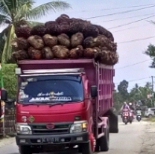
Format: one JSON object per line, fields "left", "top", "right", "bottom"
{"left": 15, "top": 123, "right": 32, "bottom": 135}
{"left": 70, "top": 121, "right": 87, "bottom": 133}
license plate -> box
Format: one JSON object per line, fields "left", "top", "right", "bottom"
{"left": 123, "top": 112, "right": 128, "bottom": 116}
{"left": 42, "top": 137, "right": 60, "bottom": 143}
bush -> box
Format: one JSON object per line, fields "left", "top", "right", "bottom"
{"left": 1, "top": 64, "right": 17, "bottom": 98}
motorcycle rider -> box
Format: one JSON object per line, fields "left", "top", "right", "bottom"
{"left": 123, "top": 102, "right": 130, "bottom": 110}
{"left": 136, "top": 108, "right": 142, "bottom": 115}
{"left": 128, "top": 102, "right": 135, "bottom": 110}
{"left": 128, "top": 102, "right": 135, "bottom": 120}
{"left": 136, "top": 106, "right": 142, "bottom": 121}
{"left": 120, "top": 102, "right": 130, "bottom": 118}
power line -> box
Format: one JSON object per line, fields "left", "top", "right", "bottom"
{"left": 84, "top": 3, "right": 155, "bottom": 12}
{"left": 108, "top": 14, "right": 155, "bottom": 29}
{"left": 85, "top": 5, "right": 155, "bottom": 19}
{"left": 118, "top": 36, "right": 155, "bottom": 44}
{"left": 113, "top": 24, "right": 150, "bottom": 33}
{"left": 66, "top": 3, "right": 155, "bottom": 14}
{"left": 98, "top": 13, "right": 155, "bottom": 23}
{"left": 115, "top": 59, "right": 151, "bottom": 69}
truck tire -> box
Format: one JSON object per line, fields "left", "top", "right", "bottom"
{"left": 104, "top": 109, "right": 119, "bottom": 133}
{"left": 99, "top": 128, "right": 109, "bottom": 151}
{"left": 19, "top": 146, "right": 33, "bottom": 154}
{"left": 81, "top": 142, "right": 93, "bottom": 154}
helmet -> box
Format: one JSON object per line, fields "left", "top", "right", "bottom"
{"left": 129, "top": 102, "right": 132, "bottom": 106}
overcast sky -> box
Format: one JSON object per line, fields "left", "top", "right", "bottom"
{"left": 1, "top": 0, "right": 155, "bottom": 90}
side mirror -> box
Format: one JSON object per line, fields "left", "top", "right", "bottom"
{"left": 6, "top": 98, "right": 15, "bottom": 104}
{"left": 5, "top": 98, "right": 15, "bottom": 107}
{"left": 1, "top": 89, "right": 8, "bottom": 101}
{"left": 91, "top": 85, "right": 97, "bottom": 98}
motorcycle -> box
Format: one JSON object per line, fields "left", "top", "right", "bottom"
{"left": 136, "top": 110, "right": 142, "bottom": 122}
{"left": 128, "top": 110, "right": 134, "bottom": 124}
{"left": 122, "top": 109, "right": 129, "bottom": 125}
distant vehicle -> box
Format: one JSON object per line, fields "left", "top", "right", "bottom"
{"left": 136, "top": 110, "right": 142, "bottom": 122}
{"left": 144, "top": 107, "right": 155, "bottom": 118}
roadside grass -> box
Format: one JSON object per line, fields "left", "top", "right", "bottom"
{"left": 144, "top": 117, "right": 155, "bottom": 122}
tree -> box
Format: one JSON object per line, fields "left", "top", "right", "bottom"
{"left": 113, "top": 91, "right": 124, "bottom": 111}
{"left": 113, "top": 80, "right": 129, "bottom": 111}
{"left": 1, "top": 64, "right": 17, "bottom": 98}
{"left": 0, "top": 0, "right": 71, "bottom": 63}
{"left": 0, "top": 28, "right": 8, "bottom": 60}
{"left": 145, "top": 44, "right": 155, "bottom": 68}
{"left": 114, "top": 80, "right": 155, "bottom": 111}
{"left": 117, "top": 80, "right": 129, "bottom": 100}
{"left": 129, "top": 82, "right": 153, "bottom": 106}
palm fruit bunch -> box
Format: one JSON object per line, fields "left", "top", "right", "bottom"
{"left": 14, "top": 20, "right": 32, "bottom": 39}
{"left": 12, "top": 14, "right": 118, "bottom": 66}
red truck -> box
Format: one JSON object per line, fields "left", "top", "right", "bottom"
{"left": 2, "top": 59, "right": 118, "bottom": 154}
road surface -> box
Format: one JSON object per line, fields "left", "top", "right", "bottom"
{"left": 106, "top": 120, "right": 147, "bottom": 154}
{"left": 0, "top": 120, "right": 148, "bottom": 154}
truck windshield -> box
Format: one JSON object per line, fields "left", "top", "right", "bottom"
{"left": 18, "top": 75, "right": 84, "bottom": 104}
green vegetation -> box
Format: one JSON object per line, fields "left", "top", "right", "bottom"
{"left": 145, "top": 44, "right": 155, "bottom": 68}
{"left": 1, "top": 64, "right": 17, "bottom": 98}
{"left": 114, "top": 80, "right": 153, "bottom": 110}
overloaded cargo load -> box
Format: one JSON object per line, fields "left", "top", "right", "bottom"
{"left": 12, "top": 14, "right": 118, "bottom": 65}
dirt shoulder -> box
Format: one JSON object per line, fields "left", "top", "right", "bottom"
{"left": 140, "top": 122, "right": 155, "bottom": 154}
{"left": 0, "top": 137, "right": 15, "bottom": 148}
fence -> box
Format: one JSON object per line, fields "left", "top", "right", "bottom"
{"left": 0, "top": 101, "right": 15, "bottom": 136}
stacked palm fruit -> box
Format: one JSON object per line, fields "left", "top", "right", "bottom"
{"left": 12, "top": 14, "right": 118, "bottom": 65}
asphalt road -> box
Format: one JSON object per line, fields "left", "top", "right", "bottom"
{"left": 106, "top": 120, "right": 147, "bottom": 154}
{"left": 0, "top": 119, "right": 147, "bottom": 154}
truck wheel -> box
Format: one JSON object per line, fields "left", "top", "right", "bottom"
{"left": 105, "top": 109, "right": 119, "bottom": 133}
{"left": 99, "top": 128, "right": 109, "bottom": 152}
{"left": 81, "top": 142, "right": 93, "bottom": 154}
{"left": 19, "top": 146, "right": 33, "bottom": 154}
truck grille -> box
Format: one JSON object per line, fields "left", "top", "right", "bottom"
{"left": 30, "top": 123, "right": 71, "bottom": 135}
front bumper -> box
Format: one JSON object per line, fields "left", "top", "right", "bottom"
{"left": 16, "top": 132, "right": 89, "bottom": 145}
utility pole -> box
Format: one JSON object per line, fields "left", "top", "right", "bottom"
{"left": 151, "top": 76, "right": 155, "bottom": 107}
{"left": 151, "top": 76, "right": 154, "bottom": 93}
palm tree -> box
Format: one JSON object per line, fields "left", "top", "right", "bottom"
{"left": 0, "top": 0, "right": 71, "bottom": 63}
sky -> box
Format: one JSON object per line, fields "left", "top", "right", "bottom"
{"left": 1, "top": 0, "right": 155, "bottom": 91}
